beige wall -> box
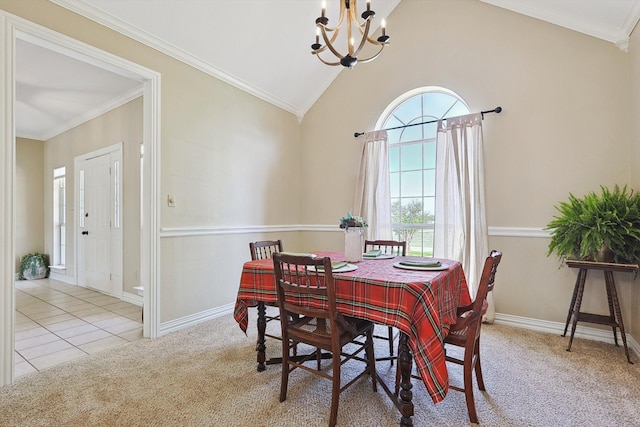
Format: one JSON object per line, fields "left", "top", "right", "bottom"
{"left": 301, "top": 0, "right": 637, "bottom": 340}
{"left": 44, "top": 97, "right": 143, "bottom": 295}
{"left": 15, "top": 138, "right": 44, "bottom": 270}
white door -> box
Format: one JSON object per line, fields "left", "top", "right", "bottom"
{"left": 76, "top": 144, "right": 123, "bottom": 296}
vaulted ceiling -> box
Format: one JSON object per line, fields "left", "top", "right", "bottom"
{"left": 14, "top": 0, "right": 640, "bottom": 140}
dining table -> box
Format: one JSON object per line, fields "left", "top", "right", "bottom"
{"left": 233, "top": 251, "right": 471, "bottom": 427}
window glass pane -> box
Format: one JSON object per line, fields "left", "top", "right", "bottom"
{"left": 401, "top": 198, "right": 423, "bottom": 223}
{"left": 393, "top": 96, "right": 422, "bottom": 122}
{"left": 446, "top": 101, "right": 470, "bottom": 118}
{"left": 79, "top": 170, "right": 85, "bottom": 228}
{"left": 114, "top": 160, "right": 120, "bottom": 229}
{"left": 424, "top": 196, "right": 435, "bottom": 222}
{"left": 387, "top": 128, "right": 402, "bottom": 144}
{"left": 400, "top": 171, "right": 422, "bottom": 197}
{"left": 391, "top": 198, "right": 401, "bottom": 223}
{"left": 399, "top": 125, "right": 422, "bottom": 143}
{"left": 401, "top": 143, "right": 422, "bottom": 171}
{"left": 423, "top": 169, "right": 436, "bottom": 197}
{"left": 390, "top": 172, "right": 400, "bottom": 198}
{"left": 423, "top": 121, "right": 438, "bottom": 140}
{"left": 423, "top": 141, "right": 436, "bottom": 169}
{"left": 423, "top": 92, "right": 458, "bottom": 118}
{"left": 385, "top": 115, "right": 404, "bottom": 131}
{"left": 389, "top": 145, "right": 400, "bottom": 172}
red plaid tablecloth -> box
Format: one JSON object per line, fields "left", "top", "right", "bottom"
{"left": 233, "top": 251, "right": 471, "bottom": 403}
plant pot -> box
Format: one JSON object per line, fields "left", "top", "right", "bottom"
{"left": 597, "top": 246, "right": 614, "bottom": 263}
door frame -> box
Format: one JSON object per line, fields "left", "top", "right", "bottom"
{"left": 0, "top": 10, "right": 162, "bottom": 385}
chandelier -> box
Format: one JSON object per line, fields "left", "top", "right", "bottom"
{"left": 311, "top": 0, "right": 390, "bottom": 68}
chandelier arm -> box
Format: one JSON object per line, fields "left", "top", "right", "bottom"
{"left": 354, "top": 45, "right": 385, "bottom": 63}
{"left": 312, "top": 52, "right": 342, "bottom": 67}
{"left": 319, "top": 24, "right": 342, "bottom": 48}
{"left": 352, "top": 19, "right": 372, "bottom": 58}
{"left": 320, "top": 25, "right": 347, "bottom": 59}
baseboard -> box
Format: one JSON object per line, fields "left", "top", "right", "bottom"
{"left": 154, "top": 306, "right": 640, "bottom": 360}
{"left": 158, "top": 303, "right": 235, "bottom": 335}
{"left": 494, "top": 312, "right": 640, "bottom": 359}
{"left": 48, "top": 271, "right": 75, "bottom": 285}
{"left": 122, "top": 291, "right": 142, "bottom": 306}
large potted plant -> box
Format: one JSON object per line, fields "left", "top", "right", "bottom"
{"left": 19, "top": 252, "right": 50, "bottom": 280}
{"left": 546, "top": 185, "right": 640, "bottom": 264}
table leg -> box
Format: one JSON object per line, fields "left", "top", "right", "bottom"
{"left": 566, "top": 270, "right": 587, "bottom": 352}
{"left": 256, "top": 301, "right": 267, "bottom": 372}
{"left": 604, "top": 271, "right": 634, "bottom": 364}
{"left": 563, "top": 268, "right": 587, "bottom": 337}
{"left": 398, "top": 332, "right": 414, "bottom": 427}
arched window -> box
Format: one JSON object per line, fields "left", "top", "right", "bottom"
{"left": 377, "top": 87, "right": 470, "bottom": 256}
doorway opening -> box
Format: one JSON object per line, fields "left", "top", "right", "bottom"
{"left": 1, "top": 12, "right": 161, "bottom": 385}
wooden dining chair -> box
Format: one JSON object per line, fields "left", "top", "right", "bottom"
{"left": 364, "top": 239, "right": 407, "bottom": 365}
{"left": 249, "top": 239, "right": 283, "bottom": 261}
{"left": 273, "top": 253, "right": 378, "bottom": 427}
{"left": 444, "top": 250, "right": 502, "bottom": 424}
{"left": 249, "top": 240, "right": 284, "bottom": 341}
{"left": 364, "top": 239, "right": 406, "bottom": 257}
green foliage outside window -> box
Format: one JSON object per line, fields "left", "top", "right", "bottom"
{"left": 391, "top": 199, "right": 434, "bottom": 255}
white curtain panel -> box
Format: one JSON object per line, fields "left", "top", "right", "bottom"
{"left": 433, "top": 113, "right": 493, "bottom": 322}
{"left": 353, "top": 130, "right": 392, "bottom": 241}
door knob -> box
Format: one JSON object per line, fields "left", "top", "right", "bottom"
{"left": 82, "top": 231, "right": 89, "bottom": 235}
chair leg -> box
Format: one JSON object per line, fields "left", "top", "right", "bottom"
{"left": 388, "top": 326, "right": 395, "bottom": 366}
{"left": 474, "top": 336, "right": 485, "bottom": 391}
{"left": 329, "top": 355, "right": 341, "bottom": 427}
{"left": 464, "top": 342, "right": 479, "bottom": 424}
{"left": 280, "top": 339, "right": 290, "bottom": 403}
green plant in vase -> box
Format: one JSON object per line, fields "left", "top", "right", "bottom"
{"left": 19, "top": 252, "right": 50, "bottom": 280}
{"left": 546, "top": 185, "right": 640, "bottom": 264}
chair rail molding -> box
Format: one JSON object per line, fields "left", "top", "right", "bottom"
{"left": 160, "top": 225, "right": 550, "bottom": 238}
{"left": 488, "top": 226, "right": 550, "bottom": 238}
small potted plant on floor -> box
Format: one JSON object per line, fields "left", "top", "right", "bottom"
{"left": 546, "top": 185, "right": 640, "bottom": 264}
{"left": 19, "top": 252, "right": 50, "bottom": 280}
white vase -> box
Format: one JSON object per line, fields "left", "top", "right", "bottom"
{"left": 344, "top": 227, "right": 364, "bottom": 263}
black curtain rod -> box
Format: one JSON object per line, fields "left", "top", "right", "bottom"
{"left": 354, "top": 106, "right": 502, "bottom": 138}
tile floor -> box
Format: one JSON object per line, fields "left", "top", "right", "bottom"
{"left": 14, "top": 278, "right": 143, "bottom": 378}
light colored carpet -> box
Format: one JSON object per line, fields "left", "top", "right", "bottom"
{"left": 1, "top": 312, "right": 639, "bottom": 426}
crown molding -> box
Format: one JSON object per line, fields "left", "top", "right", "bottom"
{"left": 50, "top": 0, "right": 303, "bottom": 118}
{"left": 480, "top": 0, "right": 640, "bottom": 51}
{"left": 34, "top": 86, "right": 142, "bottom": 140}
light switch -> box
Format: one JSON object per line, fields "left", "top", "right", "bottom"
{"left": 167, "top": 195, "right": 175, "bottom": 207}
